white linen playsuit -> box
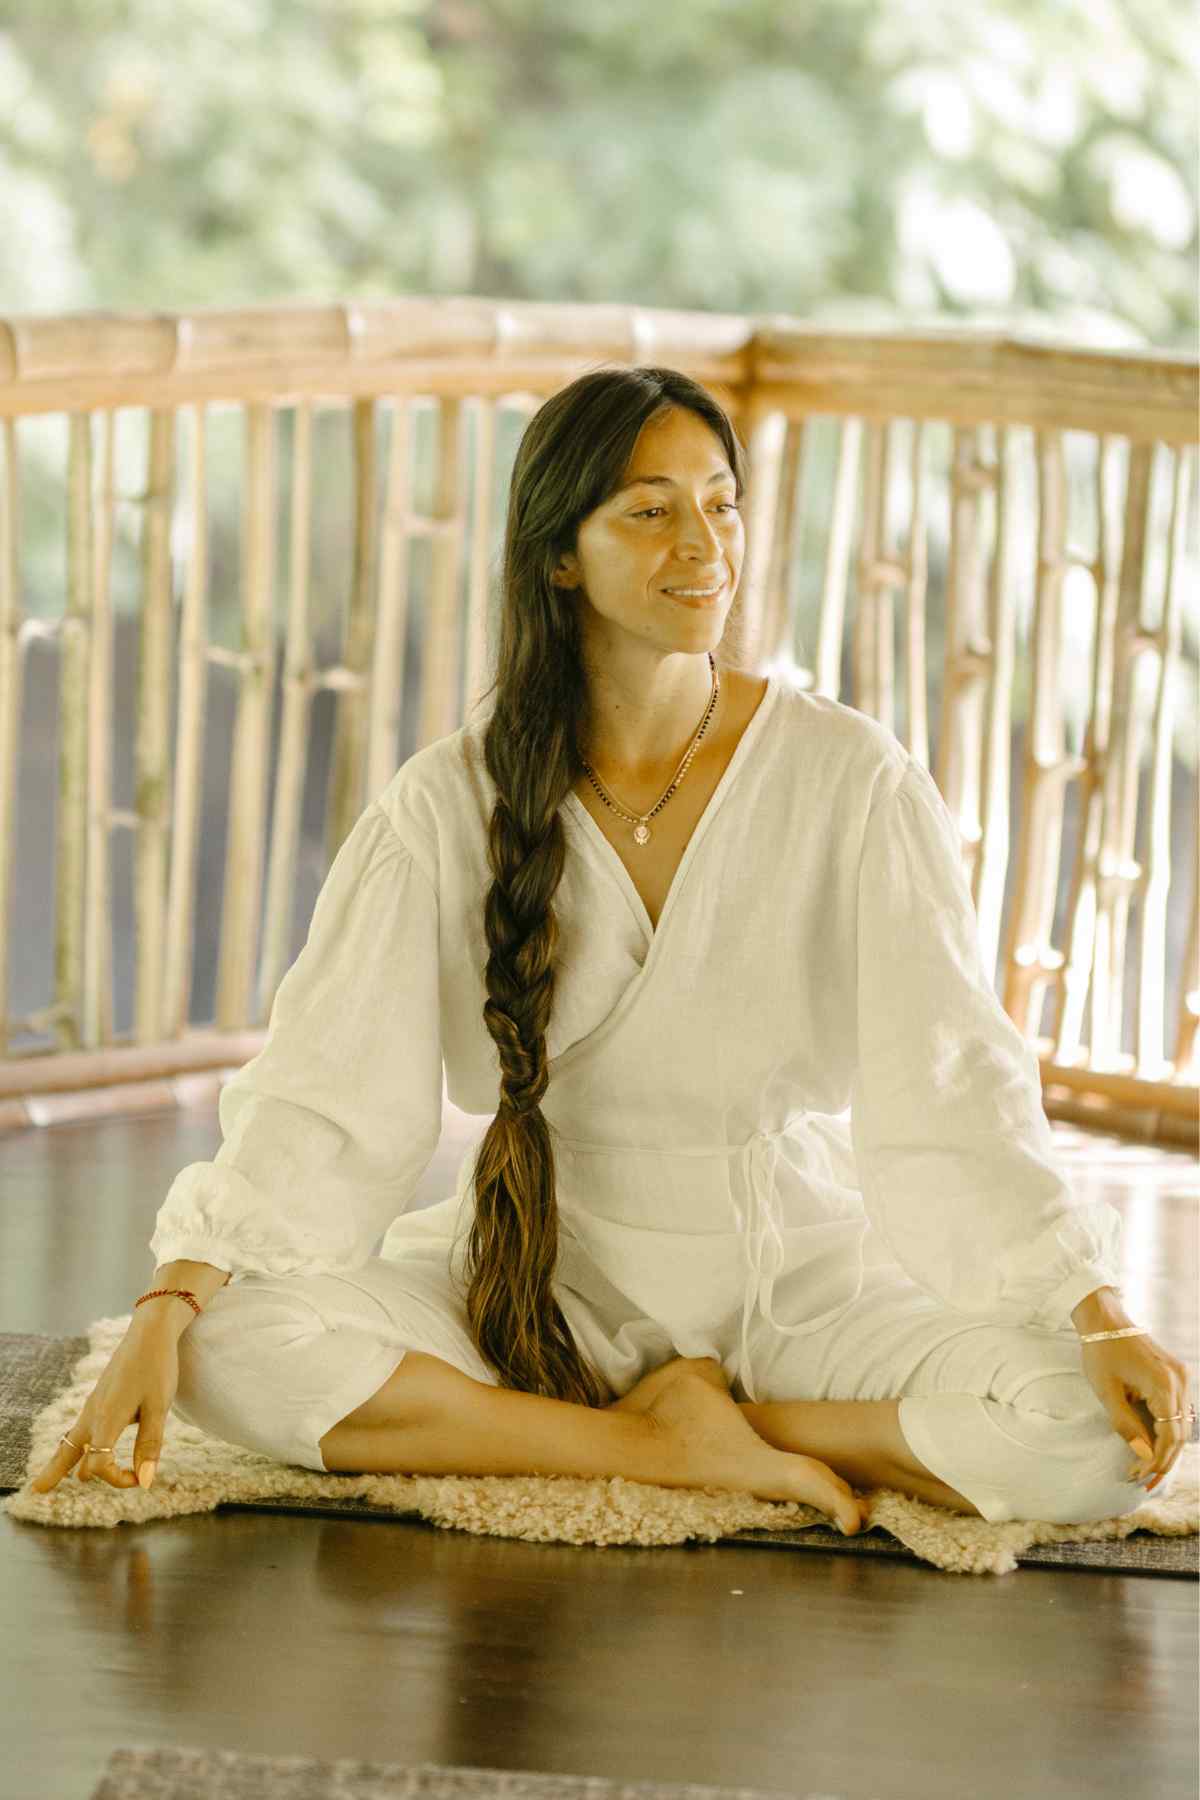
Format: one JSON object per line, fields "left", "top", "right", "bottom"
{"left": 154, "top": 670, "right": 1154, "bottom": 1525}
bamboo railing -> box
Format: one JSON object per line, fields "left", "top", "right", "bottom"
{"left": 0, "top": 300, "right": 1195, "bottom": 1149}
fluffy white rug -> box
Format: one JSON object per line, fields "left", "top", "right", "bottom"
{"left": 5, "top": 1313, "right": 1197, "bottom": 1576}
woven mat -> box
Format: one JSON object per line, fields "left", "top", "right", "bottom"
{"left": 4, "top": 1327, "right": 1197, "bottom": 1578}
{"left": 90, "top": 1744, "right": 805, "bottom": 1799}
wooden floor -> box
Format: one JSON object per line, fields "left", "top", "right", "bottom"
{"left": 2, "top": 1099, "right": 1197, "bottom": 1800}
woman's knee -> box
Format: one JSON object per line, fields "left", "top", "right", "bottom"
{"left": 905, "top": 1383, "right": 1150, "bottom": 1525}
{"left": 329, "top": 1348, "right": 491, "bottom": 1434}
{"left": 173, "top": 1281, "right": 328, "bottom": 1445}
{"left": 1009, "top": 1383, "right": 1149, "bottom": 1524}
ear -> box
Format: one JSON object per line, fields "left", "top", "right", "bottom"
{"left": 552, "top": 552, "right": 581, "bottom": 590}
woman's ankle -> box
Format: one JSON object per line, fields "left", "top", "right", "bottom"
{"left": 738, "top": 1397, "right": 983, "bottom": 1515}
{"left": 738, "top": 1397, "right": 901, "bottom": 1490}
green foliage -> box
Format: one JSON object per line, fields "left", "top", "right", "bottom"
{"left": 0, "top": 2, "right": 1195, "bottom": 766}
{"left": 0, "top": 0, "right": 1194, "bottom": 343}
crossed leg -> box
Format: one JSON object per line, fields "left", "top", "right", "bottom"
{"left": 738, "top": 1396, "right": 982, "bottom": 1514}
{"left": 609, "top": 1356, "right": 983, "bottom": 1516}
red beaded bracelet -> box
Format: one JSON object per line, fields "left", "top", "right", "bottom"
{"left": 134, "top": 1288, "right": 203, "bottom": 1317}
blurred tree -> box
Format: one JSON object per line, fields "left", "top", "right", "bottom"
{"left": 0, "top": 0, "right": 1194, "bottom": 347}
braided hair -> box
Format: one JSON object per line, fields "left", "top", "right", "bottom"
{"left": 461, "top": 365, "right": 751, "bottom": 1404}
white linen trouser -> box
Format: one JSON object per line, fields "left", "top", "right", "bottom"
{"left": 173, "top": 1241, "right": 1158, "bottom": 1526}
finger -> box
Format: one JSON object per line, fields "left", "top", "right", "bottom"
{"left": 29, "top": 1430, "right": 87, "bottom": 1493}
{"left": 78, "top": 1445, "right": 139, "bottom": 1489}
{"left": 132, "top": 1419, "right": 164, "bottom": 1489}
{"left": 1117, "top": 1383, "right": 1179, "bottom": 1483}
{"left": 1135, "top": 1429, "right": 1171, "bottom": 1486}
{"left": 1145, "top": 1423, "right": 1186, "bottom": 1491}
{"left": 1151, "top": 1377, "right": 1199, "bottom": 1486}
{"left": 71, "top": 1432, "right": 139, "bottom": 1489}
{"left": 1113, "top": 1398, "right": 1157, "bottom": 1479}
{"left": 1142, "top": 1377, "right": 1188, "bottom": 1485}
{"left": 1151, "top": 1377, "right": 1190, "bottom": 1480}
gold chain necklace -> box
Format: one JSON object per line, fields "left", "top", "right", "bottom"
{"left": 578, "top": 653, "right": 721, "bottom": 846}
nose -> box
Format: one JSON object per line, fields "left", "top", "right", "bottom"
{"left": 673, "top": 505, "right": 725, "bottom": 560}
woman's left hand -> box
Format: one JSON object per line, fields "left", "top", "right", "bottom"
{"left": 1079, "top": 1331, "right": 1193, "bottom": 1491}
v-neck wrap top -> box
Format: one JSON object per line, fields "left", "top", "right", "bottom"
{"left": 150, "top": 670, "right": 1122, "bottom": 1400}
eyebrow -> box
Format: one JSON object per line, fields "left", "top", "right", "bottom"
{"left": 610, "top": 469, "right": 735, "bottom": 497}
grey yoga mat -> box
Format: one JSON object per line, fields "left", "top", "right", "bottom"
{"left": 88, "top": 1744, "right": 810, "bottom": 1799}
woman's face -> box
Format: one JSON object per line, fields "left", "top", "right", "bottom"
{"left": 553, "top": 406, "right": 745, "bottom": 656}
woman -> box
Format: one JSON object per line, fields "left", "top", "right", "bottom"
{"left": 31, "top": 367, "right": 1193, "bottom": 1536}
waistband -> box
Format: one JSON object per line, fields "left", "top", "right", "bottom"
{"left": 553, "top": 1119, "right": 863, "bottom": 1403}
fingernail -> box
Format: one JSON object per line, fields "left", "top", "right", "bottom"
{"left": 137, "top": 1461, "right": 157, "bottom": 1489}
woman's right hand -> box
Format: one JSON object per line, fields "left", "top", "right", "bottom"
{"left": 28, "top": 1320, "right": 181, "bottom": 1493}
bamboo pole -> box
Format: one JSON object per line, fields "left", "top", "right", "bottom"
{"left": 784, "top": 418, "right": 817, "bottom": 683}
{"left": 1002, "top": 431, "right": 1078, "bottom": 1037}
{"left": 852, "top": 420, "right": 897, "bottom": 731}
{"left": 57, "top": 413, "right": 93, "bottom": 1052}
{"left": 1135, "top": 443, "right": 1190, "bottom": 1076}
{"left": 418, "top": 394, "right": 468, "bottom": 753}
{"left": 735, "top": 401, "right": 786, "bottom": 670}
{"left": 0, "top": 1025, "right": 268, "bottom": 1096}
{"left": 83, "top": 409, "right": 117, "bottom": 1049}
{"left": 365, "top": 396, "right": 413, "bottom": 801}
{"left": 256, "top": 401, "right": 314, "bottom": 1022}
{"left": 461, "top": 394, "right": 497, "bottom": 725}
{"left": 1052, "top": 435, "right": 1123, "bottom": 1067}
{"left": 903, "top": 423, "right": 931, "bottom": 772}
{"left": 938, "top": 428, "right": 994, "bottom": 907}
{"left": 815, "top": 418, "right": 861, "bottom": 699}
{"left": 750, "top": 324, "right": 1197, "bottom": 445}
{"left": 0, "top": 418, "right": 20, "bottom": 1055}
{"left": 0, "top": 309, "right": 1191, "bottom": 441}
{"left": 133, "top": 409, "right": 175, "bottom": 1044}
{"left": 162, "top": 404, "right": 210, "bottom": 1035}
{"left": 1176, "top": 803, "right": 1199, "bottom": 1080}
{"left": 759, "top": 415, "right": 803, "bottom": 671}
{"left": 1095, "top": 443, "right": 1158, "bottom": 1068}
{"left": 215, "top": 403, "right": 275, "bottom": 1029}
{"left": 325, "top": 398, "right": 378, "bottom": 862}
{"left": 974, "top": 423, "right": 1016, "bottom": 978}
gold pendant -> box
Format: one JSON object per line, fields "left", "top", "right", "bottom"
{"left": 633, "top": 822, "right": 651, "bottom": 845}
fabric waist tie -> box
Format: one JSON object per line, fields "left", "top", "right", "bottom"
{"left": 731, "top": 1125, "right": 864, "bottom": 1402}
{"left": 550, "top": 1120, "right": 865, "bottom": 1405}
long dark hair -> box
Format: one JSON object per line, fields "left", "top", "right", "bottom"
{"left": 461, "top": 365, "right": 752, "bottom": 1406}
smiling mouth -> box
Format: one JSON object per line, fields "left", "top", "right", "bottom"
{"left": 662, "top": 583, "right": 725, "bottom": 603}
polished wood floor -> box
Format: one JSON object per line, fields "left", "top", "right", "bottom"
{"left": 2, "top": 1099, "right": 1197, "bottom": 1800}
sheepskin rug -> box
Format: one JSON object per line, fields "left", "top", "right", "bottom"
{"left": 5, "top": 1315, "right": 1197, "bottom": 1577}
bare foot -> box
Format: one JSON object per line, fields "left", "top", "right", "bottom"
{"left": 625, "top": 1364, "right": 865, "bottom": 1534}
{"left": 607, "top": 1356, "right": 732, "bottom": 1416}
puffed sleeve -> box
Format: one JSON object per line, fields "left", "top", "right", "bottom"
{"left": 849, "top": 756, "right": 1122, "bottom": 1331}
{"left": 148, "top": 803, "right": 444, "bottom": 1279}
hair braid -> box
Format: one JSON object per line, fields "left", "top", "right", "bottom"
{"left": 459, "top": 363, "right": 750, "bottom": 1404}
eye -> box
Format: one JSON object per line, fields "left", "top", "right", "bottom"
{"left": 631, "top": 501, "right": 741, "bottom": 519}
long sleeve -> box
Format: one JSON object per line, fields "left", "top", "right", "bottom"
{"left": 849, "top": 756, "right": 1122, "bottom": 1331}
{"left": 149, "top": 803, "right": 444, "bottom": 1279}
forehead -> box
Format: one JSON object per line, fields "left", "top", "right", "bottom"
{"left": 614, "top": 415, "right": 734, "bottom": 493}
{"left": 627, "top": 408, "right": 725, "bottom": 464}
